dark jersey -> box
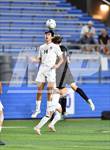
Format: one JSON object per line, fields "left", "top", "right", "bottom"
{"left": 56, "top": 45, "right": 74, "bottom": 88}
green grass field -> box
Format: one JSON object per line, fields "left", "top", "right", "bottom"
{"left": 0, "top": 119, "right": 110, "bottom": 150}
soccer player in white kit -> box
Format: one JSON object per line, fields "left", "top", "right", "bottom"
{"left": 0, "top": 81, "right": 5, "bottom": 145}
{"left": 31, "top": 30, "right": 63, "bottom": 121}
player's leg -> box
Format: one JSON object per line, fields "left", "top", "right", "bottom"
{"left": 47, "top": 82, "right": 54, "bottom": 115}
{"left": 59, "top": 96, "right": 67, "bottom": 116}
{"left": 70, "top": 82, "right": 95, "bottom": 111}
{"left": 59, "top": 88, "right": 68, "bottom": 115}
{"left": 48, "top": 87, "right": 68, "bottom": 132}
{"left": 48, "top": 103, "right": 62, "bottom": 132}
{"left": 34, "top": 82, "right": 54, "bottom": 133}
{"left": 34, "top": 89, "right": 61, "bottom": 135}
{"left": 0, "top": 102, "right": 5, "bottom": 145}
{"left": 46, "top": 68, "right": 56, "bottom": 117}
{"left": 34, "top": 114, "right": 52, "bottom": 135}
{"left": 31, "top": 82, "right": 45, "bottom": 118}
{"left": 31, "top": 66, "right": 46, "bottom": 118}
{"left": 34, "top": 69, "right": 58, "bottom": 134}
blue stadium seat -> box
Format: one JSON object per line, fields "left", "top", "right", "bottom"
{"left": 0, "top": 0, "right": 109, "bottom": 52}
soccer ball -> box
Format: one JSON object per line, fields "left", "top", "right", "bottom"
{"left": 46, "top": 19, "right": 56, "bottom": 30}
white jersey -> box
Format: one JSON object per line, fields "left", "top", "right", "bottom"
{"left": 38, "top": 42, "right": 62, "bottom": 68}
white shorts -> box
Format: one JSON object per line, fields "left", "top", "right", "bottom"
{"left": 36, "top": 65, "right": 56, "bottom": 83}
{"left": 0, "top": 101, "right": 3, "bottom": 111}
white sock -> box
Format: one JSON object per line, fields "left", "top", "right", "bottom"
{"left": 50, "top": 111, "right": 61, "bottom": 126}
{"left": 36, "top": 100, "right": 41, "bottom": 111}
{"left": 36, "top": 116, "right": 50, "bottom": 129}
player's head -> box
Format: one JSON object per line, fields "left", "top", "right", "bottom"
{"left": 87, "top": 20, "right": 93, "bottom": 28}
{"left": 52, "top": 35, "right": 63, "bottom": 44}
{"left": 101, "top": 28, "right": 107, "bottom": 35}
{"left": 45, "top": 30, "right": 54, "bottom": 43}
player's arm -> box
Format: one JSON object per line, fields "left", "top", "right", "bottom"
{"left": 0, "top": 82, "right": 2, "bottom": 94}
{"left": 29, "top": 56, "right": 41, "bottom": 63}
{"left": 52, "top": 54, "right": 63, "bottom": 69}
{"left": 29, "top": 47, "right": 41, "bottom": 63}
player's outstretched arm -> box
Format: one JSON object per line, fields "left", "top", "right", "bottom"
{"left": 29, "top": 56, "right": 41, "bottom": 63}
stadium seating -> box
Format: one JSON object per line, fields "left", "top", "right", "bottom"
{"left": 0, "top": 0, "right": 110, "bottom": 51}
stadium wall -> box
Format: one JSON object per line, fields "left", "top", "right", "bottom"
{"left": 1, "top": 83, "right": 110, "bottom": 119}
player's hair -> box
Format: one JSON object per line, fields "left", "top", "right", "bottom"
{"left": 52, "top": 35, "right": 63, "bottom": 44}
{"left": 45, "top": 30, "right": 54, "bottom": 37}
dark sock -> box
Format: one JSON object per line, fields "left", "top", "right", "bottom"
{"left": 59, "top": 97, "right": 67, "bottom": 115}
{"left": 76, "top": 88, "right": 89, "bottom": 103}
{"left": 50, "top": 113, "right": 55, "bottom": 121}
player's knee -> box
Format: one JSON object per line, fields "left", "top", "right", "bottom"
{"left": 37, "top": 86, "right": 44, "bottom": 93}
{"left": 70, "top": 83, "right": 78, "bottom": 91}
{"left": 46, "top": 112, "right": 52, "bottom": 118}
{"left": 47, "top": 87, "right": 53, "bottom": 95}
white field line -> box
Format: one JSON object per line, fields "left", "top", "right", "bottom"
{"left": 101, "top": 130, "right": 110, "bottom": 133}
{"left": 3, "top": 126, "right": 30, "bottom": 129}
{"left": 3, "top": 144, "right": 110, "bottom": 149}
{"left": 3, "top": 126, "right": 110, "bottom": 133}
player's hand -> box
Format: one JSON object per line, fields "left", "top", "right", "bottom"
{"left": 29, "top": 57, "right": 36, "bottom": 62}
{"left": 51, "top": 64, "right": 59, "bottom": 69}
{"left": 28, "top": 57, "right": 40, "bottom": 63}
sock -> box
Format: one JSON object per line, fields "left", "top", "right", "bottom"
{"left": 76, "top": 88, "right": 89, "bottom": 103}
{"left": 36, "top": 116, "right": 50, "bottom": 129}
{"left": 59, "top": 97, "right": 66, "bottom": 115}
{"left": 36, "top": 100, "right": 41, "bottom": 111}
{"left": 49, "top": 111, "right": 61, "bottom": 126}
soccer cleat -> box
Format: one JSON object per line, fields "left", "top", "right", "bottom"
{"left": 0, "top": 141, "right": 5, "bottom": 145}
{"left": 88, "top": 99, "right": 95, "bottom": 111}
{"left": 31, "top": 110, "right": 40, "bottom": 118}
{"left": 34, "top": 127, "right": 41, "bottom": 135}
{"left": 48, "top": 124, "right": 56, "bottom": 132}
